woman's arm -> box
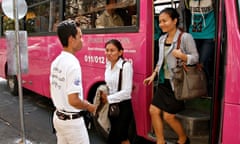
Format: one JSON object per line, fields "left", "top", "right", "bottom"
{"left": 182, "top": 33, "right": 199, "bottom": 65}
{"left": 143, "top": 65, "right": 159, "bottom": 85}
{"left": 172, "top": 32, "right": 198, "bottom": 65}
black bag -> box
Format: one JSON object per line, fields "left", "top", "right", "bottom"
{"left": 108, "top": 61, "right": 126, "bottom": 118}
{"left": 108, "top": 103, "right": 120, "bottom": 117}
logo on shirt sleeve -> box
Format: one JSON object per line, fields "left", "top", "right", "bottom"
{"left": 74, "top": 77, "right": 81, "bottom": 86}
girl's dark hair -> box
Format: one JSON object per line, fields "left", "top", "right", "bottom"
{"left": 160, "top": 8, "right": 180, "bottom": 27}
{"left": 57, "top": 20, "right": 79, "bottom": 47}
{"left": 105, "top": 39, "right": 124, "bottom": 58}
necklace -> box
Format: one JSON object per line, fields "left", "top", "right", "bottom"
{"left": 165, "top": 37, "right": 173, "bottom": 44}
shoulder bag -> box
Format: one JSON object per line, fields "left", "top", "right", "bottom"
{"left": 108, "top": 61, "right": 126, "bottom": 117}
{"left": 172, "top": 32, "right": 208, "bottom": 100}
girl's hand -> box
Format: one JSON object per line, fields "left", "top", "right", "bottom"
{"left": 172, "top": 49, "right": 187, "bottom": 62}
{"left": 100, "top": 92, "right": 108, "bottom": 104}
{"left": 143, "top": 75, "right": 154, "bottom": 85}
{"left": 172, "top": 48, "right": 183, "bottom": 59}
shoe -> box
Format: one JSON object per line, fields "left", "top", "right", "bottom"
{"left": 176, "top": 137, "right": 190, "bottom": 144}
{"left": 184, "top": 137, "right": 190, "bottom": 144}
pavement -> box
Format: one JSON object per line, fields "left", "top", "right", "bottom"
{"left": 0, "top": 78, "right": 21, "bottom": 143}
{"left": 0, "top": 118, "right": 33, "bottom": 144}
{"left": 0, "top": 77, "right": 56, "bottom": 144}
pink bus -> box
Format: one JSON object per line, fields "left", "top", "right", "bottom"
{"left": 0, "top": 0, "right": 240, "bottom": 143}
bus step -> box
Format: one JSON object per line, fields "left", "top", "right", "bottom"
{"left": 176, "top": 109, "right": 210, "bottom": 137}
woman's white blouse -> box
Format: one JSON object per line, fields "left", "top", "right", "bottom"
{"left": 105, "top": 58, "right": 133, "bottom": 104}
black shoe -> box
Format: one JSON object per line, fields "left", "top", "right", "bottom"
{"left": 176, "top": 137, "right": 190, "bottom": 144}
{"left": 185, "top": 137, "right": 190, "bottom": 144}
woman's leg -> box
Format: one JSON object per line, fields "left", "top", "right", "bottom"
{"left": 195, "top": 39, "right": 215, "bottom": 78}
{"left": 195, "top": 39, "right": 215, "bottom": 97}
{"left": 149, "top": 104, "right": 165, "bottom": 144}
{"left": 113, "top": 100, "right": 133, "bottom": 144}
{"left": 163, "top": 112, "right": 187, "bottom": 144}
{"left": 108, "top": 117, "right": 119, "bottom": 144}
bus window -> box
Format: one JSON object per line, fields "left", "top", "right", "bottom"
{"left": 64, "top": 0, "right": 137, "bottom": 30}
{"left": 2, "top": 16, "right": 24, "bottom": 32}
{"left": 25, "top": 0, "right": 60, "bottom": 33}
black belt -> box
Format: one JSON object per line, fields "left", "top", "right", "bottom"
{"left": 56, "top": 110, "right": 84, "bottom": 120}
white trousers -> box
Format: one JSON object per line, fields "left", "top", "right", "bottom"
{"left": 53, "top": 112, "right": 90, "bottom": 144}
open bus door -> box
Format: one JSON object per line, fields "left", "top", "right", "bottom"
{"left": 153, "top": 0, "right": 217, "bottom": 143}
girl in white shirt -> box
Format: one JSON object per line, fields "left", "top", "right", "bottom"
{"left": 101, "top": 39, "right": 133, "bottom": 144}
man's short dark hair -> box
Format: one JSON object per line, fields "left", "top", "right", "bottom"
{"left": 57, "top": 20, "right": 79, "bottom": 47}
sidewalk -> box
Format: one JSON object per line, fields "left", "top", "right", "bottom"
{"left": 0, "top": 78, "right": 25, "bottom": 144}
{"left": 0, "top": 78, "right": 49, "bottom": 144}
{"left": 0, "top": 118, "right": 34, "bottom": 144}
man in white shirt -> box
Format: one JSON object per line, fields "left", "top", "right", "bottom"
{"left": 50, "top": 20, "right": 96, "bottom": 144}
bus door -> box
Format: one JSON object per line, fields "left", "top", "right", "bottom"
{"left": 153, "top": 1, "right": 214, "bottom": 144}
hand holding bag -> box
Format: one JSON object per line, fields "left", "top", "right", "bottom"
{"left": 108, "top": 61, "right": 126, "bottom": 117}
{"left": 172, "top": 32, "right": 208, "bottom": 100}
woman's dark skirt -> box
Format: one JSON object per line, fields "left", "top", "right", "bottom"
{"left": 152, "top": 79, "right": 184, "bottom": 114}
{"left": 107, "top": 99, "right": 133, "bottom": 144}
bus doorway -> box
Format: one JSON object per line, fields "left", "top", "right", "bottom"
{"left": 152, "top": 0, "right": 216, "bottom": 143}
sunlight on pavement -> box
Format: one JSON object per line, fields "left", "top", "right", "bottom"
{"left": 0, "top": 77, "right": 6, "bottom": 81}
{"left": 15, "top": 138, "right": 34, "bottom": 144}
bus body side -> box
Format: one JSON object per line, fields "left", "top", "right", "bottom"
{"left": 0, "top": 38, "right": 7, "bottom": 77}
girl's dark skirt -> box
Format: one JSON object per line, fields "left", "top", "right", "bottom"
{"left": 107, "top": 99, "right": 133, "bottom": 144}
{"left": 152, "top": 79, "right": 184, "bottom": 114}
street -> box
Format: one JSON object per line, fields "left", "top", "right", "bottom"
{"left": 0, "top": 77, "right": 106, "bottom": 144}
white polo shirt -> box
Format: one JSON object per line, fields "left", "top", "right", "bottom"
{"left": 50, "top": 51, "right": 83, "bottom": 112}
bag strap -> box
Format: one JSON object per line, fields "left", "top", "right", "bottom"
{"left": 118, "top": 60, "right": 127, "bottom": 91}
{"left": 176, "top": 31, "right": 184, "bottom": 50}
{"left": 176, "top": 31, "right": 184, "bottom": 67}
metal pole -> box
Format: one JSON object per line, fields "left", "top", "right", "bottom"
{"left": 13, "top": 0, "right": 26, "bottom": 143}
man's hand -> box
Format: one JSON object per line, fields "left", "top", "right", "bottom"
{"left": 87, "top": 103, "right": 96, "bottom": 113}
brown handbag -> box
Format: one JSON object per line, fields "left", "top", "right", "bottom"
{"left": 172, "top": 32, "right": 208, "bottom": 100}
